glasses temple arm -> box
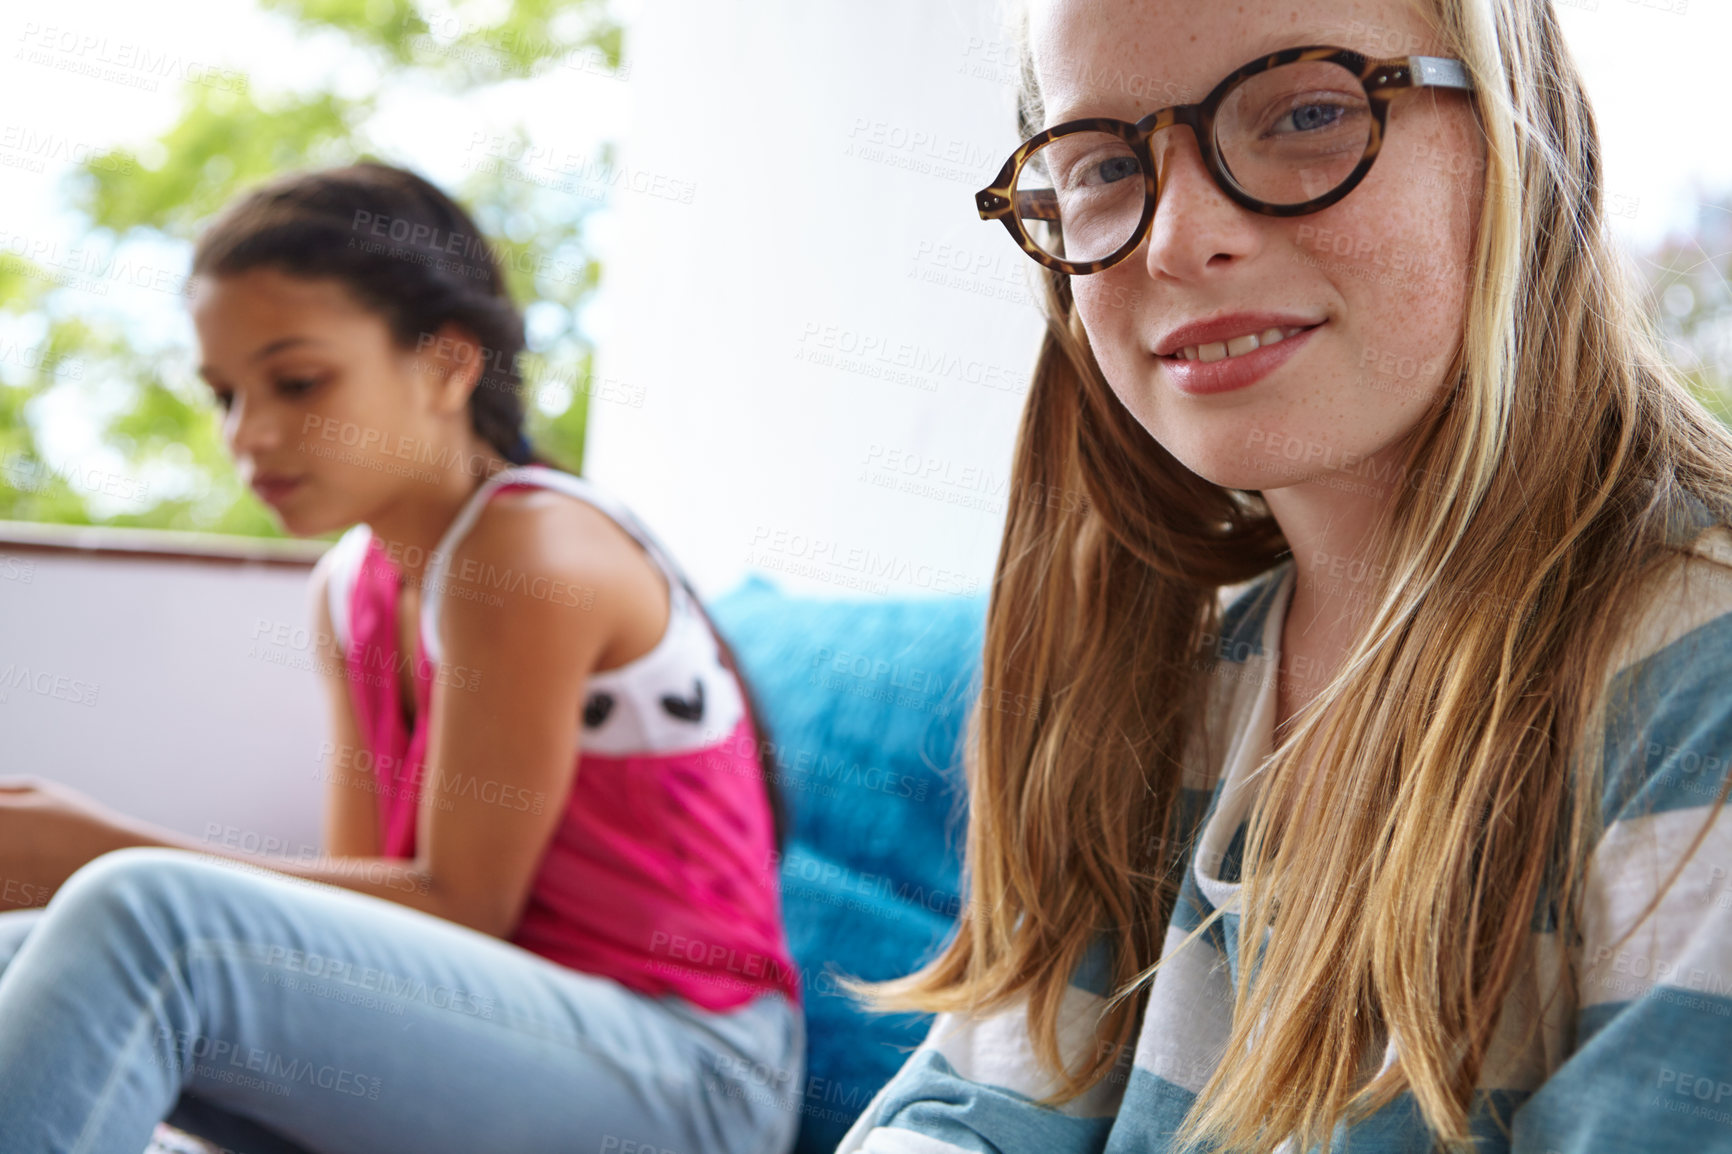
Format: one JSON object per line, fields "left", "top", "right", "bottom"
{"left": 1406, "top": 55, "right": 1473, "bottom": 92}
{"left": 1015, "top": 189, "right": 1060, "bottom": 222}
{"left": 975, "top": 186, "right": 1061, "bottom": 223}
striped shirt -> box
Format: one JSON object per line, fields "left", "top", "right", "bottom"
{"left": 837, "top": 501, "right": 1732, "bottom": 1153}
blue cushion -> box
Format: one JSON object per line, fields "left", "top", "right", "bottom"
{"left": 707, "top": 572, "right": 986, "bottom": 1153}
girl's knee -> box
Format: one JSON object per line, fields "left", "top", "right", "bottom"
{"left": 51, "top": 846, "right": 243, "bottom": 944}
{"left": 59, "top": 845, "right": 207, "bottom": 898}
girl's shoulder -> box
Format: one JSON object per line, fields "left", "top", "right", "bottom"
{"left": 419, "top": 465, "right": 682, "bottom": 667}
{"left": 1592, "top": 515, "right": 1732, "bottom": 832}
{"left": 460, "top": 465, "right": 681, "bottom": 582}
{"left": 313, "top": 467, "right": 665, "bottom": 655}
{"left": 461, "top": 475, "right": 647, "bottom": 576}
{"left": 1609, "top": 503, "right": 1732, "bottom": 660}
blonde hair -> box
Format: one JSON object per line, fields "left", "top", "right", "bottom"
{"left": 839, "top": 0, "right": 1732, "bottom": 1150}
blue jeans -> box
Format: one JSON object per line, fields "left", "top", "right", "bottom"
{"left": 0, "top": 847, "right": 805, "bottom": 1154}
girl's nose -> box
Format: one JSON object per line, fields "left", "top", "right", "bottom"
{"left": 225, "top": 393, "right": 283, "bottom": 458}
{"left": 1139, "top": 127, "right": 1262, "bottom": 282}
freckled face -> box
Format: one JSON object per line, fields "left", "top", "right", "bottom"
{"left": 1026, "top": 0, "right": 1483, "bottom": 491}
{"left": 191, "top": 268, "right": 466, "bottom": 537}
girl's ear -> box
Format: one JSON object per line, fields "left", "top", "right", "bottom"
{"left": 412, "top": 320, "right": 488, "bottom": 416}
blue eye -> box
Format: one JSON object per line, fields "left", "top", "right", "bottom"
{"left": 1277, "top": 102, "right": 1347, "bottom": 134}
{"left": 1096, "top": 156, "right": 1140, "bottom": 184}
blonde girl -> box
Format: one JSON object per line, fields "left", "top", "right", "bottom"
{"left": 837, "top": 0, "right": 1732, "bottom": 1151}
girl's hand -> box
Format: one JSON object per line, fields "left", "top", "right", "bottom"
{"left": 0, "top": 776, "right": 134, "bottom": 907}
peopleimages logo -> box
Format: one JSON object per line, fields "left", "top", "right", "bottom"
{"left": 152, "top": 1026, "right": 382, "bottom": 1100}
{"left": 13, "top": 23, "right": 249, "bottom": 94}
{"left": 0, "top": 664, "right": 100, "bottom": 707}
{"left": 0, "top": 124, "right": 136, "bottom": 173}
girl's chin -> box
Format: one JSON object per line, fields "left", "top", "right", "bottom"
{"left": 271, "top": 504, "right": 338, "bottom": 539}
{"left": 1155, "top": 443, "right": 1282, "bottom": 494}
{"left": 274, "top": 515, "right": 317, "bottom": 538}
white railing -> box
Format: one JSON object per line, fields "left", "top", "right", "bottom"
{"left": 0, "top": 520, "right": 331, "bottom": 856}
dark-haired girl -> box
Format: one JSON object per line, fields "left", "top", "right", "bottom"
{"left": 0, "top": 161, "right": 803, "bottom": 1154}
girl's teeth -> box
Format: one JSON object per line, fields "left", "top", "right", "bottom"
{"left": 1180, "top": 326, "right": 1306, "bottom": 363}
{"left": 1225, "top": 333, "right": 1261, "bottom": 358}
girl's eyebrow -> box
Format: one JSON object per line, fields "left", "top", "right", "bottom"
{"left": 249, "top": 335, "right": 322, "bottom": 362}
{"left": 197, "top": 335, "right": 327, "bottom": 383}
{"left": 1044, "top": 31, "right": 1324, "bottom": 124}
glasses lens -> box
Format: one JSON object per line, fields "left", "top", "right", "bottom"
{"left": 1215, "top": 60, "right": 1372, "bottom": 204}
{"left": 1012, "top": 131, "right": 1145, "bottom": 265}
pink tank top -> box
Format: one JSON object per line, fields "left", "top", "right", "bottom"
{"left": 320, "top": 465, "right": 800, "bottom": 1012}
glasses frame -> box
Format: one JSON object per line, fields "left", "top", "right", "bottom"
{"left": 974, "top": 45, "right": 1475, "bottom": 275}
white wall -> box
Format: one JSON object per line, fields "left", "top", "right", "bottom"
{"left": 0, "top": 546, "right": 326, "bottom": 853}
{"left": 584, "top": 0, "right": 1048, "bottom": 603}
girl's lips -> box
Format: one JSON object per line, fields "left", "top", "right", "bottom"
{"left": 1159, "top": 323, "right": 1323, "bottom": 396}
{"left": 251, "top": 476, "right": 306, "bottom": 504}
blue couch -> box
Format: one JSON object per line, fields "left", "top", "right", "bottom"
{"left": 708, "top": 573, "right": 987, "bottom": 1154}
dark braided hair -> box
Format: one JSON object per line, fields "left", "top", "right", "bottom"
{"left": 191, "top": 160, "right": 544, "bottom": 468}
{"left": 191, "top": 162, "right": 790, "bottom": 856}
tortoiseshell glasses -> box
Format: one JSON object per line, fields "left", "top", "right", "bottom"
{"left": 974, "top": 46, "right": 1476, "bottom": 275}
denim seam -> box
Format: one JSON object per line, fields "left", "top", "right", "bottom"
{"left": 72, "top": 942, "right": 195, "bottom": 1154}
